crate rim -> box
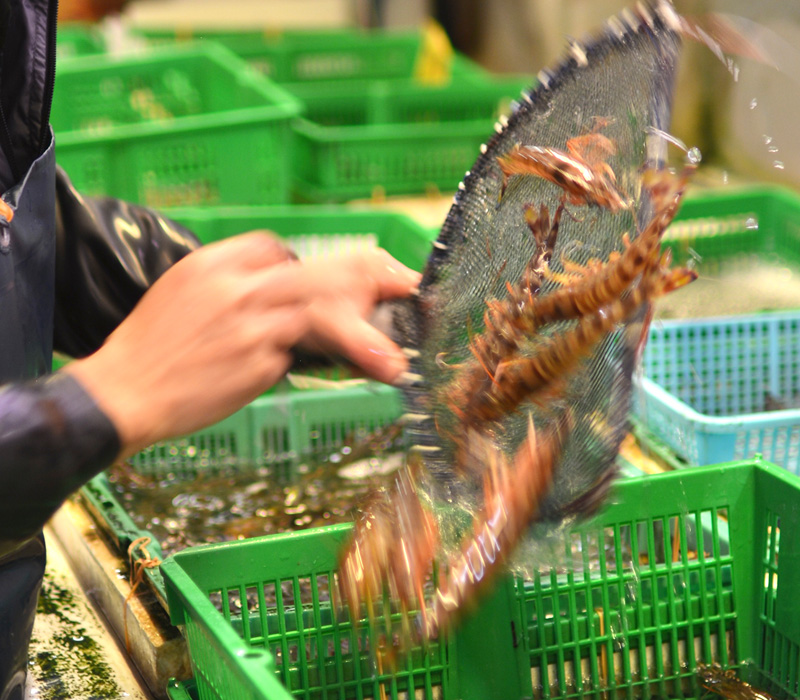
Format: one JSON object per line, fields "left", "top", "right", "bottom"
{"left": 638, "top": 375, "right": 800, "bottom": 430}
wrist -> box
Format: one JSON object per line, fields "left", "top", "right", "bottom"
{"left": 62, "top": 354, "right": 154, "bottom": 459}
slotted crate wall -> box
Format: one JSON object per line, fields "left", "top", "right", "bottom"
{"left": 636, "top": 311, "right": 800, "bottom": 471}
{"left": 162, "top": 460, "right": 800, "bottom": 700}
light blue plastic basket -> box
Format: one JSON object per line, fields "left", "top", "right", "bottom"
{"left": 635, "top": 311, "right": 800, "bottom": 472}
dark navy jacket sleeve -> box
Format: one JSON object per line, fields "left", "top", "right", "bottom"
{"left": 0, "top": 373, "right": 120, "bottom": 548}
{"left": 0, "top": 172, "right": 201, "bottom": 543}
{"left": 53, "top": 166, "right": 201, "bottom": 358}
{"left": 0, "top": 182, "right": 201, "bottom": 542}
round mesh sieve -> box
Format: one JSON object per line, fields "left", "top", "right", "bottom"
{"left": 392, "top": 0, "right": 683, "bottom": 521}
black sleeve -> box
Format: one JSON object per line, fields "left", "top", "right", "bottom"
{"left": 0, "top": 372, "right": 120, "bottom": 547}
{"left": 52, "top": 166, "right": 201, "bottom": 357}
{"left": 0, "top": 170, "right": 203, "bottom": 541}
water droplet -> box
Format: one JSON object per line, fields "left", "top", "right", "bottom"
{"left": 745, "top": 217, "right": 759, "bottom": 230}
{"left": 774, "top": 160, "right": 785, "bottom": 170}
{"left": 763, "top": 134, "right": 773, "bottom": 145}
{"left": 750, "top": 98, "right": 758, "bottom": 109}
{"left": 768, "top": 146, "right": 779, "bottom": 153}
{"left": 71, "top": 635, "right": 84, "bottom": 643}
{"left": 686, "top": 146, "right": 702, "bottom": 165}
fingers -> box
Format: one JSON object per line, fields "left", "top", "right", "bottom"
{"left": 249, "top": 248, "right": 421, "bottom": 308}
{"left": 198, "top": 230, "right": 298, "bottom": 270}
{"left": 258, "top": 304, "right": 310, "bottom": 355}
{"left": 313, "top": 316, "right": 409, "bottom": 384}
{"left": 352, "top": 247, "right": 422, "bottom": 300}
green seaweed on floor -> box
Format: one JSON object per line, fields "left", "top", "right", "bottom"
{"left": 28, "top": 572, "right": 122, "bottom": 700}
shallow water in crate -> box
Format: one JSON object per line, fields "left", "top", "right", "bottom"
{"left": 655, "top": 260, "right": 800, "bottom": 320}
{"left": 108, "top": 424, "right": 405, "bottom": 559}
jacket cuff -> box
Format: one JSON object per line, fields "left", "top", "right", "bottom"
{"left": 0, "top": 372, "right": 120, "bottom": 542}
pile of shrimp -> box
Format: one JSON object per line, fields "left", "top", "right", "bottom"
{"left": 338, "top": 124, "right": 698, "bottom": 664}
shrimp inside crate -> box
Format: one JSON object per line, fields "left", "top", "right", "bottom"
{"left": 161, "top": 460, "right": 800, "bottom": 700}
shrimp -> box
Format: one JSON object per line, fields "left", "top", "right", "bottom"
{"left": 457, "top": 260, "right": 696, "bottom": 425}
{"left": 424, "top": 411, "right": 570, "bottom": 638}
{"left": 696, "top": 663, "right": 775, "bottom": 700}
{"left": 466, "top": 202, "right": 563, "bottom": 382}
{"left": 497, "top": 120, "right": 630, "bottom": 212}
{"left": 445, "top": 166, "right": 695, "bottom": 428}
{"left": 340, "top": 411, "right": 571, "bottom": 650}
{"left": 338, "top": 460, "right": 440, "bottom": 642}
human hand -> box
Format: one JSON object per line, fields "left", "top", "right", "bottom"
{"left": 63, "top": 234, "right": 419, "bottom": 458}
{"left": 291, "top": 247, "right": 421, "bottom": 384}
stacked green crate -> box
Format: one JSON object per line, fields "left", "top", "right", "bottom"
{"left": 136, "top": 25, "right": 530, "bottom": 201}
{"left": 287, "top": 74, "right": 529, "bottom": 202}
{"left": 137, "top": 27, "right": 484, "bottom": 84}
{"left": 51, "top": 43, "right": 302, "bottom": 207}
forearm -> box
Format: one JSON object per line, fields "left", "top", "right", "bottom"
{"left": 0, "top": 373, "right": 119, "bottom": 550}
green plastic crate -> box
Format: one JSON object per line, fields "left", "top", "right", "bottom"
{"left": 655, "top": 184, "right": 800, "bottom": 320}
{"left": 289, "top": 74, "right": 530, "bottom": 202}
{"left": 56, "top": 23, "right": 107, "bottom": 61}
{"left": 51, "top": 43, "right": 302, "bottom": 207}
{"left": 161, "top": 458, "right": 800, "bottom": 699}
{"left": 665, "top": 185, "right": 800, "bottom": 270}
{"left": 137, "top": 28, "right": 485, "bottom": 84}
{"left": 130, "top": 383, "right": 403, "bottom": 476}
{"left": 289, "top": 75, "right": 530, "bottom": 202}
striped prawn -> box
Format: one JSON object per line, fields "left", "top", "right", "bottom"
{"left": 338, "top": 155, "right": 697, "bottom": 658}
